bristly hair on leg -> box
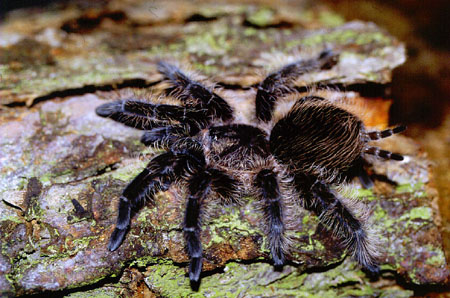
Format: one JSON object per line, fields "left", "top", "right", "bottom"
{"left": 314, "top": 184, "right": 382, "bottom": 272}
{"left": 108, "top": 152, "right": 176, "bottom": 251}
{"left": 157, "top": 61, "right": 234, "bottom": 122}
{"left": 248, "top": 157, "right": 297, "bottom": 269}
{"left": 364, "top": 146, "right": 404, "bottom": 161}
{"left": 256, "top": 49, "right": 339, "bottom": 122}
{"left": 366, "top": 126, "right": 407, "bottom": 141}
{"left": 254, "top": 168, "right": 287, "bottom": 268}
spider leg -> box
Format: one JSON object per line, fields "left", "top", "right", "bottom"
{"left": 157, "top": 62, "right": 234, "bottom": 122}
{"left": 254, "top": 169, "right": 286, "bottom": 267}
{"left": 364, "top": 146, "right": 404, "bottom": 161}
{"left": 366, "top": 125, "right": 406, "bottom": 141}
{"left": 356, "top": 164, "right": 374, "bottom": 189}
{"left": 183, "top": 169, "right": 219, "bottom": 287}
{"left": 140, "top": 124, "right": 189, "bottom": 147}
{"left": 349, "top": 157, "right": 374, "bottom": 189}
{"left": 184, "top": 172, "right": 208, "bottom": 284}
{"left": 307, "top": 182, "right": 379, "bottom": 273}
{"left": 256, "top": 50, "right": 339, "bottom": 122}
{"left": 108, "top": 152, "right": 176, "bottom": 251}
{"left": 96, "top": 100, "right": 209, "bottom": 130}
{"left": 176, "top": 143, "right": 238, "bottom": 285}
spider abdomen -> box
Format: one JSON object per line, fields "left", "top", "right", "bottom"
{"left": 270, "top": 97, "right": 365, "bottom": 181}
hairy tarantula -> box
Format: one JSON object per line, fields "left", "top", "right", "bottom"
{"left": 96, "top": 50, "right": 405, "bottom": 287}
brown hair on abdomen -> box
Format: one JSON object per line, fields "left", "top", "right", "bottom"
{"left": 269, "top": 98, "right": 365, "bottom": 181}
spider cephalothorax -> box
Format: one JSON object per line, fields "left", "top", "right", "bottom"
{"left": 96, "top": 50, "right": 406, "bottom": 288}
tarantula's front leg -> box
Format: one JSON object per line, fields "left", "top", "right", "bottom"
{"left": 157, "top": 62, "right": 234, "bottom": 122}
{"left": 108, "top": 152, "right": 176, "bottom": 251}
{"left": 140, "top": 124, "right": 188, "bottom": 147}
{"left": 256, "top": 50, "right": 338, "bottom": 122}
{"left": 96, "top": 100, "right": 209, "bottom": 131}
{"left": 168, "top": 139, "right": 239, "bottom": 287}
{"left": 254, "top": 168, "right": 287, "bottom": 267}
{"left": 183, "top": 170, "right": 210, "bottom": 285}
{"left": 184, "top": 168, "right": 239, "bottom": 287}
{"left": 306, "top": 181, "right": 379, "bottom": 272}
{"left": 183, "top": 170, "right": 238, "bottom": 286}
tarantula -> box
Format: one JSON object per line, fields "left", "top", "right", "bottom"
{"left": 96, "top": 50, "right": 405, "bottom": 288}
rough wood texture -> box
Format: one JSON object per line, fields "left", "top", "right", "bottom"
{"left": 0, "top": 0, "right": 448, "bottom": 296}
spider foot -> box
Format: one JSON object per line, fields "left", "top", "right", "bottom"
{"left": 95, "top": 101, "right": 123, "bottom": 117}
{"left": 189, "top": 257, "right": 203, "bottom": 283}
{"left": 272, "top": 251, "right": 286, "bottom": 270}
{"left": 108, "top": 227, "right": 128, "bottom": 251}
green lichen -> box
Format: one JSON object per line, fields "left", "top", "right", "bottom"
{"left": 206, "top": 206, "right": 261, "bottom": 248}
{"left": 39, "top": 173, "right": 51, "bottom": 185}
{"left": 0, "top": 216, "right": 24, "bottom": 224}
{"left": 246, "top": 8, "right": 275, "bottom": 27}
{"left": 129, "top": 255, "right": 160, "bottom": 268}
{"left": 286, "top": 29, "right": 392, "bottom": 49}
{"left": 6, "top": 249, "right": 53, "bottom": 290}
{"left": 243, "top": 27, "right": 258, "bottom": 36}
{"left": 373, "top": 207, "right": 395, "bottom": 232}
{"left": 136, "top": 207, "right": 155, "bottom": 224}
{"left": 144, "top": 260, "right": 414, "bottom": 297}
{"left": 380, "top": 263, "right": 396, "bottom": 271}
{"left": 318, "top": 11, "right": 345, "bottom": 27}
{"left": 65, "top": 288, "right": 119, "bottom": 298}
{"left": 302, "top": 213, "right": 310, "bottom": 225}
{"left": 424, "top": 248, "right": 446, "bottom": 267}
{"left": 38, "top": 168, "right": 75, "bottom": 186}
{"left": 353, "top": 187, "right": 378, "bottom": 201}
{"left": 71, "top": 236, "right": 98, "bottom": 251}
{"left": 406, "top": 207, "right": 432, "bottom": 221}
{"left": 5, "top": 56, "right": 152, "bottom": 101}
{"left": 68, "top": 272, "right": 110, "bottom": 290}
{"left": 109, "top": 160, "right": 147, "bottom": 182}
{"left": 24, "top": 196, "right": 43, "bottom": 222}
{"left": 397, "top": 206, "right": 432, "bottom": 229}
{"left": 396, "top": 182, "right": 426, "bottom": 197}
{"left": 184, "top": 23, "right": 234, "bottom": 57}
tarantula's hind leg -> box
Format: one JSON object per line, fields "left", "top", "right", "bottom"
{"left": 351, "top": 125, "right": 406, "bottom": 187}
{"left": 254, "top": 169, "right": 287, "bottom": 268}
{"left": 108, "top": 152, "right": 175, "bottom": 251}
{"left": 366, "top": 125, "right": 406, "bottom": 141}
{"left": 349, "top": 158, "right": 373, "bottom": 189}
{"left": 364, "top": 147, "right": 404, "bottom": 161}
{"left": 357, "top": 168, "right": 374, "bottom": 189}
{"left": 363, "top": 126, "right": 406, "bottom": 161}
{"left": 310, "top": 183, "right": 380, "bottom": 273}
